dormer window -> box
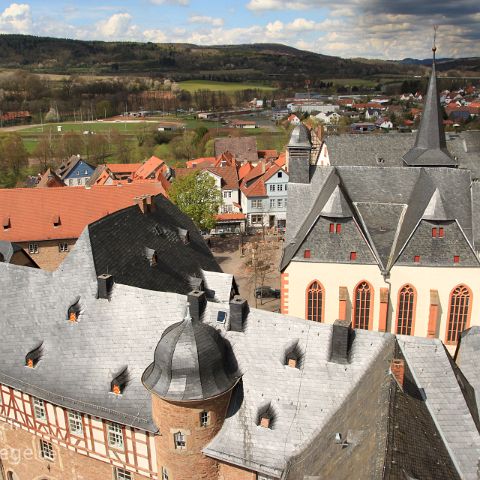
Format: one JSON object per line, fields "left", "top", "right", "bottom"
{"left": 26, "top": 343, "right": 43, "bottom": 369}
{"left": 432, "top": 227, "right": 445, "bottom": 238}
{"left": 257, "top": 403, "right": 275, "bottom": 429}
{"left": 3, "top": 217, "right": 11, "bottom": 230}
{"left": 111, "top": 367, "right": 129, "bottom": 395}
{"left": 52, "top": 215, "right": 61, "bottom": 227}
{"left": 303, "top": 249, "right": 311, "bottom": 259}
{"left": 285, "top": 341, "right": 302, "bottom": 369}
{"left": 178, "top": 228, "right": 190, "bottom": 244}
{"left": 454, "top": 255, "right": 460, "bottom": 264}
{"left": 67, "top": 297, "right": 82, "bottom": 323}
{"left": 145, "top": 248, "right": 158, "bottom": 267}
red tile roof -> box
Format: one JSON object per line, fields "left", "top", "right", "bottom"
{"left": 134, "top": 156, "right": 165, "bottom": 179}
{"left": 215, "top": 213, "right": 246, "bottom": 221}
{"left": 0, "top": 184, "right": 165, "bottom": 242}
{"left": 107, "top": 163, "right": 142, "bottom": 174}
{"left": 238, "top": 162, "right": 253, "bottom": 180}
{"left": 206, "top": 165, "right": 239, "bottom": 190}
{"left": 241, "top": 178, "right": 266, "bottom": 197}
{"left": 186, "top": 157, "right": 216, "bottom": 168}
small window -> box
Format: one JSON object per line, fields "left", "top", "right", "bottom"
{"left": 77, "top": 178, "right": 82, "bottom": 185}
{"left": 111, "top": 367, "right": 129, "bottom": 395}
{"left": 34, "top": 398, "right": 46, "bottom": 421}
{"left": 303, "top": 249, "right": 311, "bottom": 259}
{"left": 52, "top": 215, "right": 61, "bottom": 227}
{"left": 161, "top": 467, "right": 169, "bottom": 480}
{"left": 277, "top": 199, "right": 283, "bottom": 208}
{"left": 277, "top": 184, "right": 283, "bottom": 191}
{"left": 350, "top": 252, "right": 357, "bottom": 261}
{"left": 68, "top": 411, "right": 83, "bottom": 436}
{"left": 277, "top": 172, "right": 283, "bottom": 178}
{"left": 58, "top": 242, "right": 69, "bottom": 253}
{"left": 269, "top": 185, "right": 275, "bottom": 192}
{"left": 439, "top": 227, "right": 445, "bottom": 238}
{"left": 26, "top": 343, "right": 43, "bottom": 368}
{"left": 270, "top": 199, "right": 275, "bottom": 208}
{"left": 454, "top": 255, "right": 460, "bottom": 264}
{"left": 40, "top": 439, "right": 54, "bottom": 461}
{"left": 336, "top": 224, "right": 341, "bottom": 234}
{"left": 414, "top": 255, "right": 420, "bottom": 263}
{"left": 28, "top": 243, "right": 39, "bottom": 254}
{"left": 200, "top": 411, "right": 209, "bottom": 427}
{"left": 217, "top": 311, "right": 227, "bottom": 323}
{"left": 68, "top": 298, "right": 81, "bottom": 323}
{"left": 174, "top": 431, "right": 186, "bottom": 450}
{"left": 329, "top": 223, "right": 335, "bottom": 233}
{"left": 3, "top": 217, "right": 11, "bottom": 230}
{"left": 107, "top": 422, "right": 124, "bottom": 449}
{"left": 432, "top": 227, "right": 437, "bottom": 237}
{"left": 114, "top": 468, "right": 132, "bottom": 480}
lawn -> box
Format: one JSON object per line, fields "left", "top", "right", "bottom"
{"left": 178, "top": 80, "right": 277, "bottom": 93}
{"left": 20, "top": 121, "right": 158, "bottom": 135}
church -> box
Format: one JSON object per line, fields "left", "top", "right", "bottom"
{"left": 281, "top": 54, "right": 480, "bottom": 349}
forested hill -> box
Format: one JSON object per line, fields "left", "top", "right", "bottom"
{"left": 0, "top": 34, "right": 420, "bottom": 83}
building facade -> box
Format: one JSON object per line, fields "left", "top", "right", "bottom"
{"left": 281, "top": 58, "right": 480, "bottom": 351}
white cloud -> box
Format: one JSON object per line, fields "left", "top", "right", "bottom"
{"left": 149, "top": 0, "right": 189, "bottom": 5}
{"left": 247, "top": 0, "right": 323, "bottom": 11}
{"left": 189, "top": 15, "right": 224, "bottom": 27}
{"left": 95, "top": 13, "right": 140, "bottom": 40}
{"left": 0, "top": 3, "right": 32, "bottom": 33}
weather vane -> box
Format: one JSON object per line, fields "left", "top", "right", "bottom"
{"left": 432, "top": 25, "right": 438, "bottom": 60}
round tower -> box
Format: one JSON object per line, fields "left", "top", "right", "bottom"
{"left": 142, "top": 304, "right": 239, "bottom": 480}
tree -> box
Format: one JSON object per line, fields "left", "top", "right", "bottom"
{"left": 169, "top": 131, "right": 198, "bottom": 162}
{"left": 0, "top": 134, "right": 29, "bottom": 177}
{"left": 169, "top": 171, "right": 222, "bottom": 231}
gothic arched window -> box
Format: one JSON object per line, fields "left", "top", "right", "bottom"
{"left": 353, "top": 281, "right": 373, "bottom": 330}
{"left": 396, "top": 284, "right": 416, "bottom": 335}
{"left": 306, "top": 281, "right": 324, "bottom": 322}
{"left": 446, "top": 285, "right": 472, "bottom": 344}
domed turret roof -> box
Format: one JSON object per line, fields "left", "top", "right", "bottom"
{"left": 288, "top": 123, "right": 311, "bottom": 148}
{"left": 142, "top": 308, "right": 239, "bottom": 402}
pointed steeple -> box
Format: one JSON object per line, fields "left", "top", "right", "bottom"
{"left": 423, "top": 188, "right": 453, "bottom": 221}
{"left": 320, "top": 185, "right": 352, "bottom": 218}
{"left": 403, "top": 31, "right": 457, "bottom": 168}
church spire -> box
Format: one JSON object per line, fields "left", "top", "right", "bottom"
{"left": 402, "top": 27, "right": 457, "bottom": 167}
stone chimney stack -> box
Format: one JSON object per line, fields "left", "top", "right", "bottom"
{"left": 187, "top": 290, "right": 207, "bottom": 322}
{"left": 287, "top": 124, "right": 312, "bottom": 184}
{"left": 229, "top": 296, "right": 249, "bottom": 332}
{"left": 97, "top": 274, "right": 114, "bottom": 299}
{"left": 330, "top": 320, "right": 352, "bottom": 364}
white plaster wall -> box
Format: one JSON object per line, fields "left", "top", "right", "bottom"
{"left": 285, "top": 260, "right": 480, "bottom": 343}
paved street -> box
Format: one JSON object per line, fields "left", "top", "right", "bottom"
{"left": 211, "top": 234, "right": 282, "bottom": 312}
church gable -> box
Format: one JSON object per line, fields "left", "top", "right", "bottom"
{"left": 396, "top": 220, "right": 479, "bottom": 267}
{"left": 294, "top": 216, "right": 376, "bottom": 264}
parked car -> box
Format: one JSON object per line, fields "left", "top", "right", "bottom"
{"left": 255, "top": 286, "right": 280, "bottom": 299}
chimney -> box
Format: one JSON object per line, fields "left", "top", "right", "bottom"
{"left": 229, "top": 296, "right": 249, "bottom": 332}
{"left": 98, "top": 274, "right": 114, "bottom": 300}
{"left": 187, "top": 290, "right": 207, "bottom": 322}
{"left": 330, "top": 319, "right": 352, "bottom": 364}
{"left": 135, "top": 196, "right": 147, "bottom": 214}
{"left": 145, "top": 194, "right": 155, "bottom": 212}
{"left": 390, "top": 359, "right": 405, "bottom": 389}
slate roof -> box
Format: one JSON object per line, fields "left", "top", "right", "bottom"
{"left": 0, "top": 224, "right": 476, "bottom": 477}
{"left": 88, "top": 194, "right": 222, "bottom": 295}
{"left": 36, "top": 168, "right": 64, "bottom": 188}
{"left": 214, "top": 137, "right": 258, "bottom": 164}
{"left": 56, "top": 155, "right": 94, "bottom": 181}
{"left": 205, "top": 165, "right": 239, "bottom": 190}
{"left": 0, "top": 240, "right": 22, "bottom": 263}
{"left": 142, "top": 310, "right": 240, "bottom": 401}
{"left": 455, "top": 327, "right": 480, "bottom": 418}
{"left": 403, "top": 61, "right": 456, "bottom": 167}
{"left": 288, "top": 123, "right": 311, "bottom": 148}
{"left": 398, "top": 336, "right": 480, "bottom": 480}
{"left": 0, "top": 184, "right": 166, "bottom": 243}
{"left": 281, "top": 165, "right": 479, "bottom": 272}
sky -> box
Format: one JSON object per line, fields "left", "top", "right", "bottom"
{"left": 0, "top": 0, "right": 479, "bottom": 59}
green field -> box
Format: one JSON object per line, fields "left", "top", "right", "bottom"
{"left": 322, "top": 78, "right": 379, "bottom": 87}
{"left": 178, "top": 80, "right": 277, "bottom": 93}
{"left": 20, "top": 121, "right": 158, "bottom": 135}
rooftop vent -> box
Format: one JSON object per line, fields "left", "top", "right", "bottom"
{"left": 3, "top": 217, "right": 11, "bottom": 230}
{"left": 135, "top": 194, "right": 155, "bottom": 214}
{"left": 25, "top": 342, "right": 43, "bottom": 368}
{"left": 144, "top": 247, "right": 158, "bottom": 267}
{"left": 178, "top": 228, "right": 190, "bottom": 244}
{"left": 97, "top": 274, "right": 114, "bottom": 300}
{"left": 111, "top": 367, "right": 129, "bottom": 395}
{"left": 330, "top": 320, "right": 353, "bottom": 364}
{"left": 390, "top": 359, "right": 405, "bottom": 389}
{"left": 229, "top": 296, "right": 249, "bottom": 332}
